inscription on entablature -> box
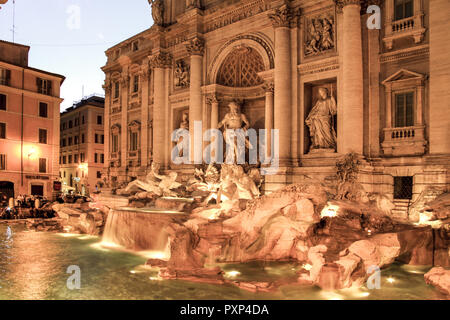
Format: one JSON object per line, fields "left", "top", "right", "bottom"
{"left": 304, "top": 11, "right": 336, "bottom": 58}
{"left": 204, "top": 1, "right": 269, "bottom": 33}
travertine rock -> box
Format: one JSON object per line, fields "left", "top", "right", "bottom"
{"left": 424, "top": 267, "right": 450, "bottom": 296}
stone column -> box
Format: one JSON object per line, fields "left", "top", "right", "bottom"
{"left": 264, "top": 82, "right": 274, "bottom": 159}
{"left": 340, "top": 0, "right": 364, "bottom": 155}
{"left": 429, "top": 0, "right": 450, "bottom": 154}
{"left": 102, "top": 77, "right": 111, "bottom": 174}
{"left": 208, "top": 95, "right": 219, "bottom": 162}
{"left": 120, "top": 70, "right": 129, "bottom": 172}
{"left": 140, "top": 61, "right": 150, "bottom": 168}
{"left": 150, "top": 52, "right": 172, "bottom": 166}
{"left": 186, "top": 37, "right": 205, "bottom": 164}
{"left": 269, "top": 5, "right": 293, "bottom": 165}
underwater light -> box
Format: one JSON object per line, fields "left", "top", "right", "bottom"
{"left": 225, "top": 270, "right": 241, "bottom": 278}
{"left": 321, "top": 203, "right": 339, "bottom": 218}
{"left": 302, "top": 264, "right": 313, "bottom": 271}
{"left": 387, "top": 277, "right": 395, "bottom": 284}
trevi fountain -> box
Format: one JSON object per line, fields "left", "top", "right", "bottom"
{"left": 1, "top": 104, "right": 449, "bottom": 300}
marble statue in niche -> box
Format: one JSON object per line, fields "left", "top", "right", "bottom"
{"left": 305, "top": 14, "right": 335, "bottom": 56}
{"left": 175, "top": 111, "right": 189, "bottom": 158}
{"left": 217, "top": 102, "right": 251, "bottom": 164}
{"left": 174, "top": 60, "right": 190, "bottom": 89}
{"left": 149, "top": 0, "right": 164, "bottom": 26}
{"left": 305, "top": 87, "right": 337, "bottom": 152}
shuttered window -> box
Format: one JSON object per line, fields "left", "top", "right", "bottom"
{"left": 39, "top": 129, "right": 47, "bottom": 144}
{"left": 395, "top": 92, "right": 414, "bottom": 127}
{"left": 39, "top": 102, "right": 48, "bottom": 117}
{"left": 0, "top": 154, "right": 6, "bottom": 170}
{"left": 0, "top": 94, "right": 6, "bottom": 110}
{"left": 0, "top": 123, "right": 5, "bottom": 139}
{"left": 39, "top": 158, "right": 47, "bottom": 173}
{"left": 395, "top": 0, "right": 414, "bottom": 21}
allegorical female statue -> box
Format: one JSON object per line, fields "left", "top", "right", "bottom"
{"left": 305, "top": 87, "right": 337, "bottom": 152}
{"left": 149, "top": 0, "right": 164, "bottom": 26}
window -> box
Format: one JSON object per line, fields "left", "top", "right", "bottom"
{"left": 39, "top": 129, "right": 47, "bottom": 144}
{"left": 0, "top": 123, "right": 5, "bottom": 139}
{"left": 39, "top": 158, "right": 47, "bottom": 173}
{"left": 394, "top": 0, "right": 413, "bottom": 21}
{"left": 133, "top": 75, "right": 139, "bottom": 93}
{"left": 0, "top": 68, "right": 11, "bottom": 86}
{"left": 95, "top": 134, "right": 98, "bottom": 143}
{"left": 68, "top": 155, "right": 72, "bottom": 164}
{"left": 63, "top": 171, "right": 66, "bottom": 178}
{"left": 130, "top": 131, "right": 139, "bottom": 151}
{"left": 36, "top": 78, "right": 52, "bottom": 95}
{"left": 114, "top": 81, "right": 120, "bottom": 99}
{"left": 112, "top": 134, "right": 119, "bottom": 153}
{"left": 74, "top": 136, "right": 79, "bottom": 145}
{"left": 0, "top": 94, "right": 6, "bottom": 110}
{"left": 132, "top": 41, "right": 139, "bottom": 52}
{"left": 101, "top": 135, "right": 104, "bottom": 144}
{"left": 81, "top": 134, "right": 85, "bottom": 144}
{"left": 61, "top": 138, "right": 66, "bottom": 147}
{"left": 97, "top": 171, "right": 102, "bottom": 179}
{"left": 74, "top": 154, "right": 79, "bottom": 163}
{"left": 97, "top": 115, "right": 103, "bottom": 125}
{"left": 62, "top": 122, "right": 66, "bottom": 130}
{"left": 395, "top": 92, "right": 414, "bottom": 127}
{"left": 0, "top": 154, "right": 6, "bottom": 170}
{"left": 68, "top": 137, "right": 73, "bottom": 146}
{"left": 94, "top": 153, "right": 98, "bottom": 163}
{"left": 100, "top": 154, "right": 104, "bottom": 164}
{"left": 74, "top": 118, "right": 79, "bottom": 126}
{"left": 68, "top": 120, "right": 73, "bottom": 128}
{"left": 394, "top": 176, "right": 413, "bottom": 200}
{"left": 82, "top": 115, "right": 85, "bottom": 124}
{"left": 62, "top": 156, "right": 66, "bottom": 164}
{"left": 80, "top": 153, "right": 85, "bottom": 162}
{"left": 39, "top": 102, "right": 48, "bottom": 118}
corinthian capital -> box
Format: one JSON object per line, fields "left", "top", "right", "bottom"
{"left": 334, "top": 0, "right": 361, "bottom": 8}
{"left": 149, "top": 52, "right": 173, "bottom": 68}
{"left": 268, "top": 5, "right": 293, "bottom": 28}
{"left": 186, "top": 37, "right": 205, "bottom": 56}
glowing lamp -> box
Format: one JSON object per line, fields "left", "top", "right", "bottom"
{"left": 321, "top": 203, "right": 339, "bottom": 218}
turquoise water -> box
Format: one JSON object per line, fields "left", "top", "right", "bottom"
{"left": 0, "top": 224, "right": 446, "bottom": 300}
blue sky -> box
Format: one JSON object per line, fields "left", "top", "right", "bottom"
{"left": 0, "top": 0, "right": 153, "bottom": 110}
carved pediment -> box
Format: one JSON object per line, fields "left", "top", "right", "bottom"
{"left": 382, "top": 69, "right": 426, "bottom": 86}
{"left": 111, "top": 124, "right": 121, "bottom": 134}
{"left": 128, "top": 120, "right": 141, "bottom": 130}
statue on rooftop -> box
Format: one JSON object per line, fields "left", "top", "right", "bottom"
{"left": 150, "top": 0, "right": 164, "bottom": 26}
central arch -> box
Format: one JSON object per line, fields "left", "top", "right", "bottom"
{"left": 217, "top": 46, "right": 265, "bottom": 87}
{"left": 208, "top": 33, "right": 274, "bottom": 85}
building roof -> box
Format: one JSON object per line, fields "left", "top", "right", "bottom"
{"left": 61, "top": 94, "right": 105, "bottom": 115}
{"left": 0, "top": 39, "right": 66, "bottom": 83}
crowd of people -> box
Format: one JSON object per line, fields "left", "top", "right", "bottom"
{"left": 0, "top": 193, "right": 55, "bottom": 220}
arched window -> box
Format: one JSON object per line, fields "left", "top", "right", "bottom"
{"left": 217, "top": 46, "right": 264, "bottom": 87}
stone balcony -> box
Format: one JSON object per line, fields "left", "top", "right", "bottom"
{"left": 381, "top": 125, "right": 427, "bottom": 157}
{"left": 383, "top": 14, "right": 426, "bottom": 50}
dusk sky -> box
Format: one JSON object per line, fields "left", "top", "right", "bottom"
{"left": 0, "top": 0, "right": 153, "bottom": 110}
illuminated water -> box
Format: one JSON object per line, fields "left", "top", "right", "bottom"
{"left": 0, "top": 224, "right": 446, "bottom": 300}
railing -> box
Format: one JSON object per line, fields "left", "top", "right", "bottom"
{"left": 392, "top": 16, "right": 415, "bottom": 33}
{"left": 382, "top": 125, "right": 426, "bottom": 156}
{"left": 0, "top": 77, "right": 9, "bottom": 86}
{"left": 389, "top": 127, "right": 416, "bottom": 140}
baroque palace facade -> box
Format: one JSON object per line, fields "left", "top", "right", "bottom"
{"left": 102, "top": 0, "right": 450, "bottom": 215}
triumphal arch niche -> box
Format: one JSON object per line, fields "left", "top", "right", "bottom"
{"left": 204, "top": 34, "right": 276, "bottom": 164}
